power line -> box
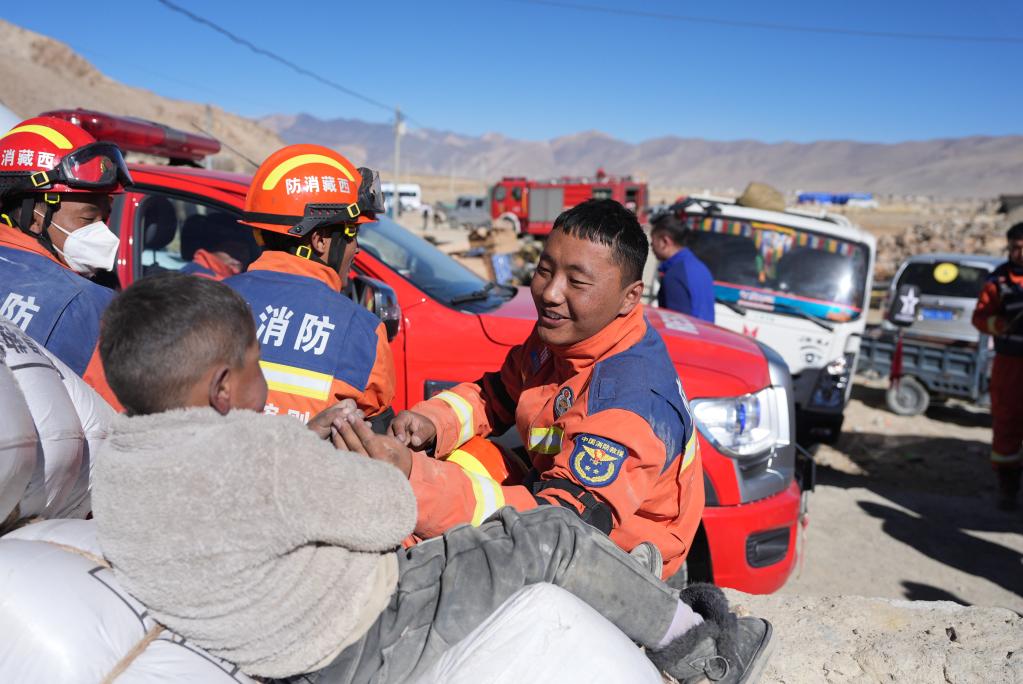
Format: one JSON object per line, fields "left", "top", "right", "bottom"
{"left": 155, "top": 0, "right": 405, "bottom": 117}
{"left": 505, "top": 0, "right": 1023, "bottom": 45}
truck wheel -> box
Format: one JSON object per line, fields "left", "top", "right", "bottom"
{"left": 886, "top": 376, "right": 930, "bottom": 416}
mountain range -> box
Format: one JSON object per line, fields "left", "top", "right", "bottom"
{"left": 261, "top": 113, "right": 1023, "bottom": 198}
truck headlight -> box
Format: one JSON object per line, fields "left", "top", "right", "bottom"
{"left": 691, "top": 387, "right": 790, "bottom": 459}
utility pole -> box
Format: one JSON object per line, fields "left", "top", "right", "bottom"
{"left": 392, "top": 106, "right": 404, "bottom": 218}
{"left": 204, "top": 105, "right": 214, "bottom": 170}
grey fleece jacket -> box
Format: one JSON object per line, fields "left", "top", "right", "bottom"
{"left": 92, "top": 407, "right": 417, "bottom": 677}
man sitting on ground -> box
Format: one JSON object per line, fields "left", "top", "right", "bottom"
{"left": 91, "top": 272, "right": 772, "bottom": 684}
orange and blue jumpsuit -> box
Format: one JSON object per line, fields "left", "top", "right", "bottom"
{"left": 407, "top": 304, "right": 704, "bottom": 578}
{"left": 0, "top": 225, "right": 121, "bottom": 408}
{"left": 972, "top": 262, "right": 1023, "bottom": 470}
{"left": 225, "top": 250, "right": 394, "bottom": 421}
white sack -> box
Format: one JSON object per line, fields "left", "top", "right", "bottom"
{"left": 42, "top": 348, "right": 115, "bottom": 518}
{"left": 0, "top": 321, "right": 83, "bottom": 517}
{"left": 0, "top": 519, "right": 256, "bottom": 684}
{"left": 413, "top": 583, "right": 662, "bottom": 684}
{"left": 0, "top": 361, "right": 36, "bottom": 526}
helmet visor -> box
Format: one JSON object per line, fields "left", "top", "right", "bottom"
{"left": 59, "top": 142, "right": 133, "bottom": 190}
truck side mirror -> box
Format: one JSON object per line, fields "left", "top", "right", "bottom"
{"left": 348, "top": 275, "right": 402, "bottom": 341}
{"left": 887, "top": 283, "right": 920, "bottom": 328}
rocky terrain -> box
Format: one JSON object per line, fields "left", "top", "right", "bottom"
{"left": 729, "top": 590, "right": 1022, "bottom": 683}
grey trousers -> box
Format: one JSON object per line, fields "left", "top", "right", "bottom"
{"left": 280, "top": 506, "right": 678, "bottom": 684}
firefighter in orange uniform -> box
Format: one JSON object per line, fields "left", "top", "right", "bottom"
{"left": 973, "top": 222, "right": 1023, "bottom": 510}
{"left": 225, "top": 145, "right": 395, "bottom": 425}
{"left": 0, "top": 116, "right": 131, "bottom": 407}
{"left": 389, "top": 199, "right": 704, "bottom": 579}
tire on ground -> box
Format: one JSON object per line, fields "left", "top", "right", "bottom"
{"left": 886, "top": 375, "right": 930, "bottom": 416}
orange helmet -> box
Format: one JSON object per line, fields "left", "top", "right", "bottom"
{"left": 241, "top": 144, "right": 383, "bottom": 239}
{"left": 0, "top": 116, "right": 132, "bottom": 200}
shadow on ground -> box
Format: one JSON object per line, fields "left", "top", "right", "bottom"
{"left": 900, "top": 581, "right": 970, "bottom": 605}
{"left": 850, "top": 382, "right": 992, "bottom": 430}
{"left": 858, "top": 500, "right": 1023, "bottom": 600}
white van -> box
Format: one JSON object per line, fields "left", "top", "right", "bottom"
{"left": 672, "top": 196, "right": 876, "bottom": 443}
{"left": 381, "top": 182, "right": 423, "bottom": 212}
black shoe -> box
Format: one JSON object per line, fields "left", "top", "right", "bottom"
{"left": 648, "top": 584, "right": 774, "bottom": 683}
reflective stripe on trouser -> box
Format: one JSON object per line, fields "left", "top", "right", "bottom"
{"left": 444, "top": 447, "right": 505, "bottom": 526}
{"left": 991, "top": 450, "right": 1023, "bottom": 467}
{"left": 436, "top": 390, "right": 474, "bottom": 446}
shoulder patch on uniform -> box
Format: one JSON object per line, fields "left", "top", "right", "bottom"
{"left": 570, "top": 433, "right": 627, "bottom": 488}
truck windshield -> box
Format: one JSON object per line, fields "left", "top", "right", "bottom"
{"left": 686, "top": 215, "right": 869, "bottom": 322}
{"left": 359, "top": 216, "right": 512, "bottom": 313}
{"left": 896, "top": 262, "right": 990, "bottom": 298}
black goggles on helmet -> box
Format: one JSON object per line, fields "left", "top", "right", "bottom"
{"left": 246, "top": 167, "right": 386, "bottom": 238}
{"left": 0, "top": 142, "right": 133, "bottom": 199}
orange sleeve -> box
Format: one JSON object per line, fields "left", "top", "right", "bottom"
{"left": 82, "top": 345, "right": 124, "bottom": 413}
{"left": 408, "top": 450, "right": 538, "bottom": 538}
{"left": 355, "top": 323, "right": 396, "bottom": 417}
{"left": 972, "top": 280, "right": 1005, "bottom": 336}
{"left": 411, "top": 343, "right": 527, "bottom": 455}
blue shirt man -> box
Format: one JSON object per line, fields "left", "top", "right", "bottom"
{"left": 650, "top": 215, "right": 715, "bottom": 323}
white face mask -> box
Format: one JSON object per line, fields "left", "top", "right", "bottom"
{"left": 36, "top": 210, "right": 120, "bottom": 277}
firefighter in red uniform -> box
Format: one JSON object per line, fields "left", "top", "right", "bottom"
{"left": 383, "top": 199, "right": 703, "bottom": 579}
{"left": 226, "top": 145, "right": 395, "bottom": 425}
{"left": 0, "top": 116, "right": 131, "bottom": 406}
{"left": 973, "top": 222, "right": 1023, "bottom": 510}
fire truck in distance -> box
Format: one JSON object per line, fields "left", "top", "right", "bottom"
{"left": 490, "top": 168, "right": 649, "bottom": 236}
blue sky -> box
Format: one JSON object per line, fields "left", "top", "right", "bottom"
{"left": 5, "top": 1, "right": 1021, "bottom": 143}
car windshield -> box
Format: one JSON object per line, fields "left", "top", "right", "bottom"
{"left": 686, "top": 214, "right": 869, "bottom": 322}
{"left": 896, "top": 261, "right": 990, "bottom": 299}
{"left": 358, "top": 216, "right": 513, "bottom": 313}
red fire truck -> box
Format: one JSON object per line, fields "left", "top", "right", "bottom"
{"left": 491, "top": 169, "right": 649, "bottom": 236}
{"left": 32, "top": 111, "right": 811, "bottom": 594}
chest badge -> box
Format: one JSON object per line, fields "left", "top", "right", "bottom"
{"left": 554, "top": 386, "right": 574, "bottom": 418}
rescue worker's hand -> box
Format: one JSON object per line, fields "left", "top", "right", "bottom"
{"left": 389, "top": 410, "right": 437, "bottom": 450}
{"left": 335, "top": 411, "right": 413, "bottom": 478}
{"left": 307, "top": 399, "right": 360, "bottom": 440}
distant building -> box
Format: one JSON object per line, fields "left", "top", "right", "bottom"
{"left": 997, "top": 194, "right": 1023, "bottom": 215}
{"left": 797, "top": 192, "right": 877, "bottom": 208}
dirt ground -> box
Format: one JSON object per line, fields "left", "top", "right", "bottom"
{"left": 780, "top": 376, "right": 1023, "bottom": 614}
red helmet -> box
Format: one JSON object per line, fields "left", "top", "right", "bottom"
{"left": 240, "top": 144, "right": 384, "bottom": 239}
{"left": 0, "top": 116, "right": 132, "bottom": 200}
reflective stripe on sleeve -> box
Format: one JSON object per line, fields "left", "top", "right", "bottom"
{"left": 681, "top": 432, "right": 698, "bottom": 471}
{"left": 527, "top": 426, "right": 564, "bottom": 455}
{"left": 260, "top": 361, "right": 332, "bottom": 400}
{"left": 447, "top": 448, "right": 506, "bottom": 525}
{"left": 436, "top": 390, "right": 475, "bottom": 446}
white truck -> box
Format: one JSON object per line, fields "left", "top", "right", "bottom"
{"left": 669, "top": 196, "right": 876, "bottom": 444}
{"left": 381, "top": 182, "right": 423, "bottom": 213}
